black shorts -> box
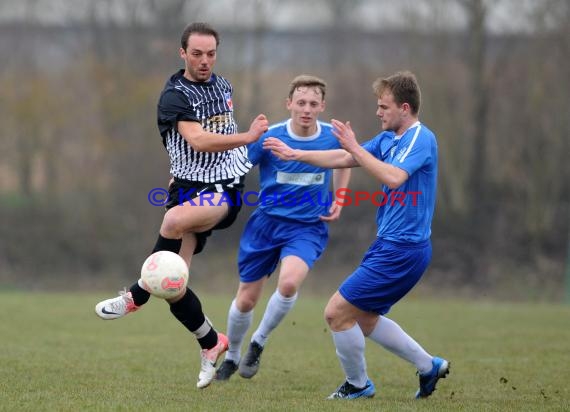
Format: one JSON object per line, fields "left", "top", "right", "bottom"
{"left": 166, "top": 176, "right": 244, "bottom": 255}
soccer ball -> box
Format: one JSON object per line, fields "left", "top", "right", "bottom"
{"left": 140, "top": 251, "right": 189, "bottom": 299}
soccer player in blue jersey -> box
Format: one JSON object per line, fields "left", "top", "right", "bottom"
{"left": 264, "top": 71, "right": 449, "bottom": 399}
{"left": 94, "top": 22, "right": 268, "bottom": 389}
{"left": 215, "top": 75, "right": 351, "bottom": 381}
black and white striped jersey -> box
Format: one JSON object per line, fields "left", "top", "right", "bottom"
{"left": 157, "top": 70, "right": 252, "bottom": 183}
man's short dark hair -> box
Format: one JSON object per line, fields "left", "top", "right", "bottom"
{"left": 181, "top": 22, "right": 220, "bottom": 50}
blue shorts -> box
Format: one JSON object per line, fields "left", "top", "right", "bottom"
{"left": 339, "top": 237, "right": 432, "bottom": 315}
{"left": 238, "top": 209, "right": 328, "bottom": 283}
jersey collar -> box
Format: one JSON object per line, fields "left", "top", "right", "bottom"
{"left": 286, "top": 119, "right": 321, "bottom": 141}
{"left": 394, "top": 120, "right": 421, "bottom": 140}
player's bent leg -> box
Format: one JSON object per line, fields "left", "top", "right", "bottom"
{"left": 178, "top": 232, "right": 198, "bottom": 268}
{"left": 229, "top": 280, "right": 265, "bottom": 380}
{"left": 324, "top": 292, "right": 375, "bottom": 399}
{"left": 324, "top": 291, "right": 364, "bottom": 331}
{"left": 96, "top": 199, "right": 224, "bottom": 321}
{"left": 166, "top": 287, "right": 224, "bottom": 388}
{"left": 240, "top": 259, "right": 308, "bottom": 379}
{"left": 160, "top": 195, "right": 230, "bottom": 239}
{"left": 216, "top": 283, "right": 263, "bottom": 382}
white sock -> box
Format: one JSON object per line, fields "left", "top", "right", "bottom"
{"left": 332, "top": 323, "right": 368, "bottom": 388}
{"left": 225, "top": 299, "right": 253, "bottom": 363}
{"left": 251, "top": 290, "right": 297, "bottom": 346}
{"left": 367, "top": 316, "right": 433, "bottom": 373}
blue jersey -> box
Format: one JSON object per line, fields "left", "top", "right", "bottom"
{"left": 362, "top": 121, "right": 438, "bottom": 243}
{"left": 247, "top": 119, "right": 341, "bottom": 222}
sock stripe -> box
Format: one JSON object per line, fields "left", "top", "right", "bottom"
{"left": 193, "top": 319, "right": 212, "bottom": 339}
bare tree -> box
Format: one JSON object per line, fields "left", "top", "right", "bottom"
{"left": 460, "top": 0, "right": 490, "bottom": 236}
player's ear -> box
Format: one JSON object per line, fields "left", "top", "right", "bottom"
{"left": 179, "top": 47, "right": 186, "bottom": 60}
{"left": 286, "top": 98, "right": 292, "bottom": 110}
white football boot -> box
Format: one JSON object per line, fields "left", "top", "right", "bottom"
{"left": 197, "top": 333, "right": 229, "bottom": 389}
{"left": 95, "top": 289, "right": 140, "bottom": 320}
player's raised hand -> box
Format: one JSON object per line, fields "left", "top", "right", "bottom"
{"left": 319, "top": 202, "right": 342, "bottom": 222}
{"left": 247, "top": 114, "right": 269, "bottom": 143}
{"left": 331, "top": 119, "right": 360, "bottom": 153}
{"left": 263, "top": 137, "right": 299, "bottom": 161}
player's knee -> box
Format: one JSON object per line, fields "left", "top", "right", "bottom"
{"left": 277, "top": 282, "right": 298, "bottom": 298}
{"left": 324, "top": 304, "right": 337, "bottom": 328}
{"left": 160, "top": 215, "right": 183, "bottom": 238}
{"left": 324, "top": 302, "right": 355, "bottom": 331}
{"left": 235, "top": 295, "right": 257, "bottom": 312}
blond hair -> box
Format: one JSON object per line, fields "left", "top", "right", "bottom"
{"left": 288, "top": 75, "right": 327, "bottom": 100}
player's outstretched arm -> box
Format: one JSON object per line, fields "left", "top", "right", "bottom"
{"left": 178, "top": 114, "right": 268, "bottom": 152}
{"left": 263, "top": 137, "right": 357, "bottom": 168}
{"left": 331, "top": 119, "right": 408, "bottom": 189}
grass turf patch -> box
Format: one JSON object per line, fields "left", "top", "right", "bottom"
{"left": 0, "top": 291, "right": 569, "bottom": 411}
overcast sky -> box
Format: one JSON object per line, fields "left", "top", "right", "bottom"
{"left": 0, "top": 0, "right": 550, "bottom": 34}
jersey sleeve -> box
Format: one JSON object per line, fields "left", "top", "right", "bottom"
{"left": 361, "top": 134, "right": 383, "bottom": 158}
{"left": 327, "top": 137, "right": 342, "bottom": 150}
{"left": 157, "top": 89, "right": 199, "bottom": 129}
{"left": 246, "top": 135, "right": 266, "bottom": 166}
{"left": 394, "top": 130, "right": 432, "bottom": 176}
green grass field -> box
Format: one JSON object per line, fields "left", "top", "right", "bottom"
{"left": 1, "top": 291, "right": 569, "bottom": 411}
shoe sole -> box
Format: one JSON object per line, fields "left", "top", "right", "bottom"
{"left": 354, "top": 392, "right": 375, "bottom": 399}
{"left": 348, "top": 390, "right": 375, "bottom": 399}
{"left": 351, "top": 381, "right": 376, "bottom": 399}
{"left": 327, "top": 381, "right": 376, "bottom": 400}
{"left": 329, "top": 392, "right": 375, "bottom": 400}
{"left": 238, "top": 366, "right": 258, "bottom": 379}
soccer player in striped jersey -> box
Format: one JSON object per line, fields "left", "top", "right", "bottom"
{"left": 215, "top": 75, "right": 351, "bottom": 382}
{"left": 95, "top": 22, "right": 268, "bottom": 389}
{"left": 264, "top": 71, "right": 449, "bottom": 400}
